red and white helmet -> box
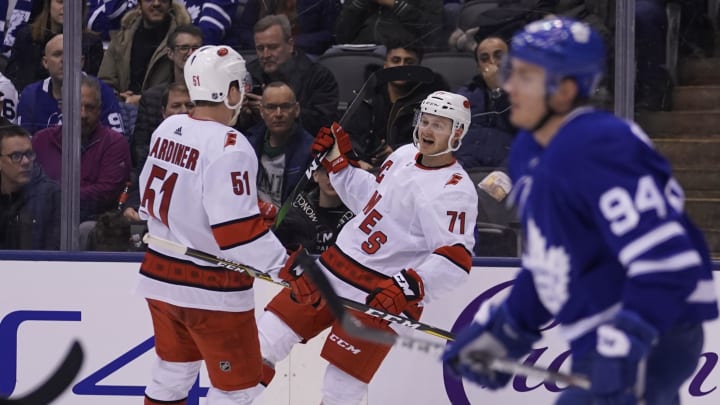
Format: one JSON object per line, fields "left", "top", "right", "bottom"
{"left": 184, "top": 45, "right": 247, "bottom": 110}
{"left": 413, "top": 91, "right": 472, "bottom": 155}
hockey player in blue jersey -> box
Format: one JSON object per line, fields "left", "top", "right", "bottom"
{"left": 442, "top": 17, "right": 718, "bottom": 405}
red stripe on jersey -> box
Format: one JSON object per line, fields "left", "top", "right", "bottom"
{"left": 319, "top": 246, "right": 388, "bottom": 292}
{"left": 211, "top": 215, "right": 268, "bottom": 250}
{"left": 141, "top": 249, "right": 254, "bottom": 291}
{"left": 433, "top": 244, "right": 472, "bottom": 273}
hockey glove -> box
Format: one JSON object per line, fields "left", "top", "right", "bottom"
{"left": 590, "top": 310, "right": 658, "bottom": 405}
{"left": 278, "top": 245, "right": 321, "bottom": 305}
{"left": 442, "top": 302, "right": 540, "bottom": 389}
{"left": 366, "top": 269, "right": 424, "bottom": 315}
{"left": 311, "top": 122, "right": 358, "bottom": 173}
{"left": 258, "top": 200, "right": 278, "bottom": 227}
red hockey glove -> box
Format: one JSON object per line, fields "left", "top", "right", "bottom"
{"left": 258, "top": 200, "right": 278, "bottom": 227}
{"left": 366, "top": 269, "right": 425, "bottom": 315}
{"left": 278, "top": 245, "right": 321, "bottom": 305}
{"left": 311, "top": 122, "right": 357, "bottom": 173}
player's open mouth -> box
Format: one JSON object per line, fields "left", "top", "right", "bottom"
{"left": 421, "top": 137, "right": 435, "bottom": 146}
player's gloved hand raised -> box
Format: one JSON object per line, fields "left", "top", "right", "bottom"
{"left": 590, "top": 310, "right": 658, "bottom": 405}
{"left": 442, "top": 302, "right": 540, "bottom": 389}
{"left": 366, "top": 269, "right": 424, "bottom": 315}
{"left": 311, "top": 122, "right": 358, "bottom": 173}
{"left": 278, "top": 245, "right": 321, "bottom": 305}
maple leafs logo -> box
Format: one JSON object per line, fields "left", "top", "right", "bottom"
{"left": 522, "top": 218, "right": 571, "bottom": 314}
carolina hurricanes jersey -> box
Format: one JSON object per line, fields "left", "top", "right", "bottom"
{"left": 321, "top": 144, "right": 477, "bottom": 306}
{"left": 505, "top": 109, "right": 718, "bottom": 355}
{"left": 135, "top": 113, "right": 288, "bottom": 312}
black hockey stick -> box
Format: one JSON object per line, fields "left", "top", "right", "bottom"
{"left": 272, "top": 64, "right": 435, "bottom": 229}
{"left": 0, "top": 340, "right": 84, "bottom": 404}
{"left": 297, "top": 253, "right": 592, "bottom": 390}
{"left": 143, "top": 233, "right": 454, "bottom": 341}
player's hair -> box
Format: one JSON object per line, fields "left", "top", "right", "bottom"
{"left": 254, "top": 14, "right": 293, "bottom": 42}
{"left": 0, "top": 122, "right": 31, "bottom": 153}
{"left": 263, "top": 81, "right": 297, "bottom": 103}
{"left": 81, "top": 76, "right": 102, "bottom": 108}
{"left": 167, "top": 24, "right": 204, "bottom": 49}
{"left": 383, "top": 38, "right": 424, "bottom": 64}
{"left": 161, "top": 82, "right": 190, "bottom": 109}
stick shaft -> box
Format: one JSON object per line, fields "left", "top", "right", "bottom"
{"left": 143, "top": 234, "right": 454, "bottom": 340}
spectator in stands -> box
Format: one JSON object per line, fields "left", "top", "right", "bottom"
{"left": 17, "top": 34, "right": 125, "bottom": 136}
{"left": 5, "top": 0, "right": 104, "bottom": 92}
{"left": 231, "top": 0, "right": 341, "bottom": 56}
{"left": 245, "top": 81, "right": 314, "bottom": 209}
{"left": 0, "top": 72, "right": 19, "bottom": 123}
{"left": 123, "top": 81, "right": 194, "bottom": 222}
{"left": 133, "top": 24, "right": 202, "bottom": 169}
{"left": 343, "top": 40, "right": 448, "bottom": 167}
{"left": 87, "top": 0, "right": 238, "bottom": 45}
{"left": 0, "top": 122, "right": 60, "bottom": 250}
{"left": 98, "top": 0, "right": 191, "bottom": 106}
{"left": 273, "top": 165, "right": 354, "bottom": 254}
{"left": 334, "top": 0, "right": 443, "bottom": 49}
{"left": 237, "top": 14, "right": 339, "bottom": 135}
{"left": 31, "top": 76, "right": 131, "bottom": 247}
{"left": 455, "top": 36, "right": 515, "bottom": 170}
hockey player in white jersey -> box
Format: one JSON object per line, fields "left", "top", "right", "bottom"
{"left": 255, "top": 90, "right": 478, "bottom": 404}
{"left": 136, "top": 45, "right": 318, "bottom": 405}
{"left": 443, "top": 17, "right": 719, "bottom": 404}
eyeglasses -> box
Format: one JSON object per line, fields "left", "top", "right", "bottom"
{"left": 174, "top": 45, "right": 201, "bottom": 53}
{"left": 261, "top": 103, "right": 296, "bottom": 112}
{"left": 1, "top": 150, "right": 36, "bottom": 163}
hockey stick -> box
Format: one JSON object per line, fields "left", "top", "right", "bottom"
{"left": 296, "top": 253, "right": 592, "bottom": 390}
{"left": 272, "top": 65, "right": 435, "bottom": 229}
{"left": 142, "top": 233, "right": 454, "bottom": 341}
{"left": 0, "top": 340, "right": 84, "bottom": 404}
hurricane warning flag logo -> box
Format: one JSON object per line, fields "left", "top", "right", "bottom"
{"left": 224, "top": 132, "right": 237, "bottom": 148}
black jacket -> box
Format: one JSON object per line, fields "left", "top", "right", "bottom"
{"left": 240, "top": 51, "right": 339, "bottom": 136}
{"left": 0, "top": 166, "right": 60, "bottom": 250}
{"left": 273, "top": 187, "right": 354, "bottom": 254}
{"left": 343, "top": 68, "right": 448, "bottom": 163}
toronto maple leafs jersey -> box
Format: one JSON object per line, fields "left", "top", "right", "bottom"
{"left": 505, "top": 108, "right": 718, "bottom": 355}
{"left": 87, "top": 0, "right": 238, "bottom": 44}
{"left": 17, "top": 77, "right": 125, "bottom": 136}
{"left": 135, "top": 113, "right": 288, "bottom": 312}
{"left": 320, "top": 144, "right": 477, "bottom": 306}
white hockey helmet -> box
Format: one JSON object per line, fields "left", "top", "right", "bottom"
{"left": 184, "top": 45, "right": 247, "bottom": 109}
{"left": 413, "top": 91, "right": 472, "bottom": 155}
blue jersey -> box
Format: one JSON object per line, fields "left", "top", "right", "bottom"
{"left": 87, "top": 0, "right": 238, "bottom": 44}
{"left": 17, "top": 77, "right": 125, "bottom": 136}
{"left": 506, "top": 109, "right": 718, "bottom": 355}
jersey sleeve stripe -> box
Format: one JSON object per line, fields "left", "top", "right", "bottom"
{"left": 211, "top": 215, "right": 269, "bottom": 250}
{"left": 557, "top": 302, "right": 621, "bottom": 342}
{"left": 432, "top": 244, "right": 472, "bottom": 273}
{"left": 627, "top": 250, "right": 703, "bottom": 277}
{"left": 618, "top": 221, "right": 685, "bottom": 265}
{"left": 688, "top": 280, "right": 717, "bottom": 303}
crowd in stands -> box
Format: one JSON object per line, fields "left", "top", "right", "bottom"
{"left": 0, "top": 0, "right": 715, "bottom": 254}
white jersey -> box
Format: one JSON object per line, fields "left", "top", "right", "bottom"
{"left": 135, "top": 114, "right": 288, "bottom": 312}
{"left": 0, "top": 73, "right": 18, "bottom": 123}
{"left": 322, "top": 144, "right": 477, "bottom": 305}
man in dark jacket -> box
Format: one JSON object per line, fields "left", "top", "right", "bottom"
{"left": 0, "top": 123, "right": 60, "bottom": 250}
{"left": 244, "top": 81, "right": 315, "bottom": 207}
{"left": 343, "top": 41, "right": 448, "bottom": 167}
{"left": 455, "top": 36, "right": 515, "bottom": 170}
{"left": 237, "top": 14, "right": 339, "bottom": 135}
